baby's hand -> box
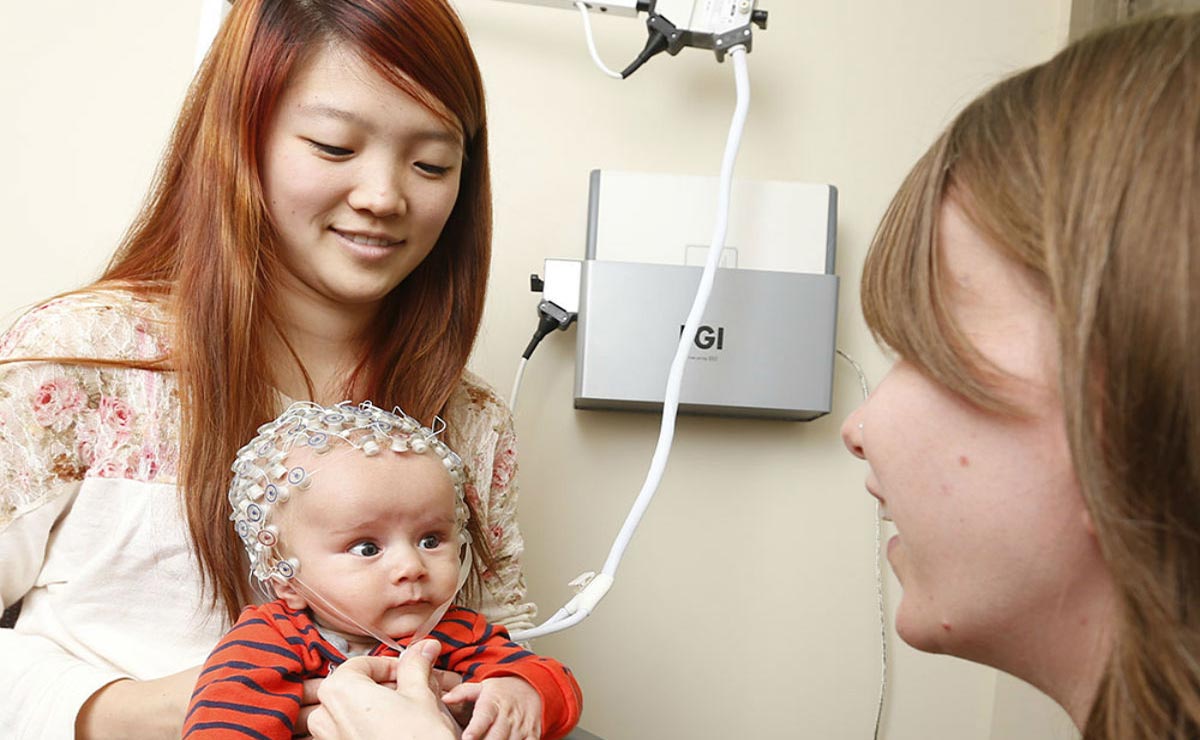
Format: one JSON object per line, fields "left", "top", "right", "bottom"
{"left": 441, "top": 676, "right": 542, "bottom": 740}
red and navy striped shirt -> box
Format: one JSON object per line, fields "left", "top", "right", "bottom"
{"left": 184, "top": 600, "right": 581, "bottom": 739}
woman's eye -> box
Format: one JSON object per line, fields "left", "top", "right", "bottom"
{"left": 415, "top": 162, "right": 451, "bottom": 176}
{"left": 418, "top": 535, "right": 442, "bottom": 550}
{"left": 348, "top": 541, "right": 381, "bottom": 557}
{"left": 307, "top": 139, "right": 353, "bottom": 157}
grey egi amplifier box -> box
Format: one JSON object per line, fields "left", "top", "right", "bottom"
{"left": 572, "top": 170, "right": 840, "bottom": 421}
{"left": 573, "top": 261, "right": 839, "bottom": 420}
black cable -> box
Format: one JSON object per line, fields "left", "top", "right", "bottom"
{"left": 522, "top": 300, "right": 576, "bottom": 360}
{"left": 523, "top": 313, "right": 562, "bottom": 360}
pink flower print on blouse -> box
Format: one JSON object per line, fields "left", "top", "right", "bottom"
{"left": 134, "top": 442, "right": 173, "bottom": 480}
{"left": 75, "top": 414, "right": 100, "bottom": 466}
{"left": 138, "top": 448, "right": 159, "bottom": 479}
{"left": 31, "top": 377, "right": 88, "bottom": 433}
{"left": 98, "top": 396, "right": 136, "bottom": 435}
{"left": 491, "top": 446, "right": 516, "bottom": 490}
{"left": 90, "top": 456, "right": 131, "bottom": 480}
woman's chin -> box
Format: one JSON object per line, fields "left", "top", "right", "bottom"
{"left": 894, "top": 601, "right": 955, "bottom": 656}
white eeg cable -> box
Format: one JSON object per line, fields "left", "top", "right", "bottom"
{"left": 574, "top": 2, "right": 625, "bottom": 79}
{"left": 511, "top": 45, "right": 752, "bottom": 642}
{"left": 510, "top": 357, "right": 529, "bottom": 410}
{"left": 837, "top": 348, "right": 886, "bottom": 740}
{"left": 291, "top": 575, "right": 405, "bottom": 653}
{"left": 837, "top": 348, "right": 869, "bottom": 402}
{"left": 871, "top": 500, "right": 887, "bottom": 740}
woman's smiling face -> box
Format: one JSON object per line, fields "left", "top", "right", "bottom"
{"left": 260, "top": 42, "right": 464, "bottom": 313}
{"left": 841, "top": 198, "right": 1103, "bottom": 663}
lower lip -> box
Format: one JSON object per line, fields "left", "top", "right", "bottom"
{"left": 332, "top": 230, "right": 404, "bottom": 261}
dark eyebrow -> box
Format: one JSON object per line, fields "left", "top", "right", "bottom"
{"left": 299, "top": 103, "right": 462, "bottom": 149}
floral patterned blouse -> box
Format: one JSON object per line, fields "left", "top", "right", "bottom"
{"left": 0, "top": 290, "right": 535, "bottom": 739}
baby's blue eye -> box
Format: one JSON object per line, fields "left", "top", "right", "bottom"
{"left": 418, "top": 535, "right": 442, "bottom": 550}
{"left": 348, "top": 541, "right": 381, "bottom": 557}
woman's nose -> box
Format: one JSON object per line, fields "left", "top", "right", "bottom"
{"left": 841, "top": 405, "right": 866, "bottom": 460}
{"left": 348, "top": 165, "right": 407, "bottom": 219}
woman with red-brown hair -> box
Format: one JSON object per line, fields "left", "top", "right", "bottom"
{"left": 0, "top": 2, "right": 535, "bottom": 738}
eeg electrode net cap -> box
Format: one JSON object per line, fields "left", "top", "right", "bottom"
{"left": 227, "top": 400, "right": 469, "bottom": 589}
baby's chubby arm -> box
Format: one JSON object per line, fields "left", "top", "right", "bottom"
{"left": 442, "top": 676, "right": 542, "bottom": 740}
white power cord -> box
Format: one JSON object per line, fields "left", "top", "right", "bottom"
{"left": 574, "top": 2, "right": 625, "bottom": 79}
{"left": 511, "top": 44, "right": 752, "bottom": 641}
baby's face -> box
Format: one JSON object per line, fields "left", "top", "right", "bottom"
{"left": 276, "top": 446, "right": 463, "bottom": 644}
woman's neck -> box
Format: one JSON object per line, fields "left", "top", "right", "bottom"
{"left": 270, "top": 286, "right": 381, "bottom": 404}
{"left": 992, "top": 565, "right": 1116, "bottom": 730}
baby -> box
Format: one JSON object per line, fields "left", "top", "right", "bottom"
{"left": 184, "top": 401, "right": 581, "bottom": 740}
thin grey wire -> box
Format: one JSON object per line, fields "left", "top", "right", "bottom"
{"left": 837, "top": 348, "right": 886, "bottom": 740}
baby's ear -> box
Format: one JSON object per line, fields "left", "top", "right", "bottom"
{"left": 271, "top": 576, "right": 310, "bottom": 610}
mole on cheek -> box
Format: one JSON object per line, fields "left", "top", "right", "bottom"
{"left": 942, "top": 621, "right": 952, "bottom": 632}
{"left": 958, "top": 455, "right": 970, "bottom": 467}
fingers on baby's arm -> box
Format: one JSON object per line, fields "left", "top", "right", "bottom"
{"left": 441, "top": 680, "right": 483, "bottom": 705}
{"left": 353, "top": 655, "right": 401, "bottom": 684}
{"left": 432, "top": 668, "right": 464, "bottom": 693}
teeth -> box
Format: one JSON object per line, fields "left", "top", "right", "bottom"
{"left": 340, "top": 231, "right": 395, "bottom": 247}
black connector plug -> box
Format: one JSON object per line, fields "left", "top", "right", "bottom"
{"left": 522, "top": 300, "right": 576, "bottom": 360}
{"left": 621, "top": 23, "right": 670, "bottom": 78}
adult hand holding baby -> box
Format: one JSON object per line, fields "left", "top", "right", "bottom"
{"left": 297, "top": 661, "right": 464, "bottom": 734}
{"left": 308, "top": 640, "right": 457, "bottom": 740}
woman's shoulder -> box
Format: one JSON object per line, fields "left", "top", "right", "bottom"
{"left": 446, "top": 370, "right": 513, "bottom": 428}
{"left": 0, "top": 286, "right": 170, "bottom": 362}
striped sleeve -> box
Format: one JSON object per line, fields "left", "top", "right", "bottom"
{"left": 183, "top": 604, "right": 313, "bottom": 740}
{"left": 434, "top": 607, "right": 583, "bottom": 740}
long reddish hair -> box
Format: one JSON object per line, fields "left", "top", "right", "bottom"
{"left": 95, "top": 0, "right": 491, "bottom": 624}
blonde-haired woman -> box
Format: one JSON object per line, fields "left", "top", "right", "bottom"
{"left": 842, "top": 11, "right": 1199, "bottom": 738}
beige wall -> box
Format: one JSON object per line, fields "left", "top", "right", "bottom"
{"left": 1070, "top": 0, "right": 1200, "bottom": 40}
{"left": 0, "top": 1, "right": 1077, "bottom": 737}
